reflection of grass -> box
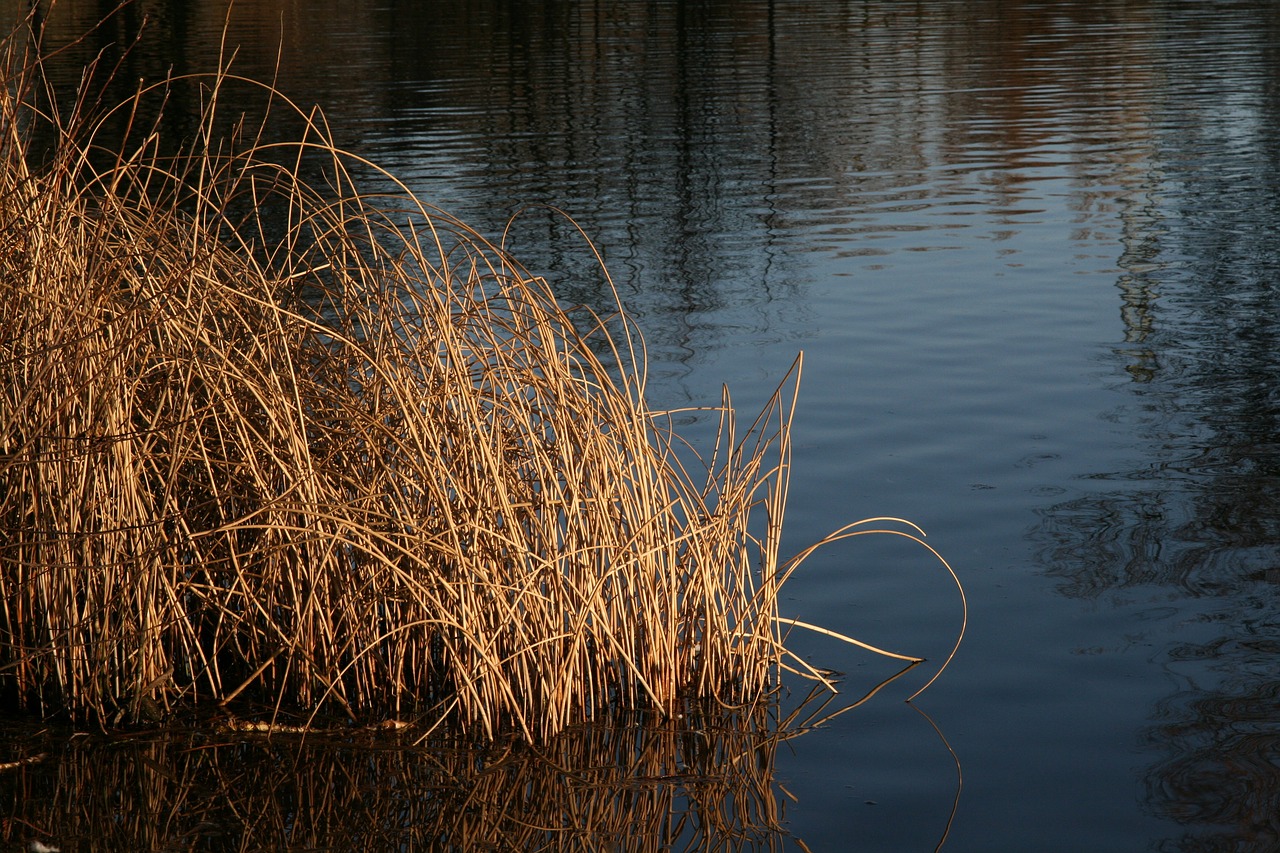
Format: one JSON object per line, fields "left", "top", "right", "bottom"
{"left": 0, "top": 697, "right": 820, "bottom": 851}
{"left": 0, "top": 19, "right": 960, "bottom": 741}
{"left": 0, "top": 665, "right": 945, "bottom": 851}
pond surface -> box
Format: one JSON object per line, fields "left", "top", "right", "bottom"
{"left": 8, "top": 1, "right": 1280, "bottom": 850}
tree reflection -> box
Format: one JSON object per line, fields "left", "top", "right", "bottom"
{"left": 1031, "top": 7, "right": 1280, "bottom": 848}
{"left": 1145, "top": 661, "right": 1280, "bottom": 850}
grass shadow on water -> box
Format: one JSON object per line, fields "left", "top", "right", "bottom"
{"left": 0, "top": 668, "right": 937, "bottom": 851}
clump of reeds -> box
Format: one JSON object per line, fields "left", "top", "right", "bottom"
{"left": 0, "top": 22, "right": 961, "bottom": 740}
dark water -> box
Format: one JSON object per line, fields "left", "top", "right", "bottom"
{"left": 7, "top": 1, "right": 1280, "bottom": 850}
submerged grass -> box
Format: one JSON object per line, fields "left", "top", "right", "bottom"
{"left": 0, "top": 21, "right": 961, "bottom": 741}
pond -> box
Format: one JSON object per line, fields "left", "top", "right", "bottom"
{"left": 5, "top": 1, "right": 1280, "bottom": 850}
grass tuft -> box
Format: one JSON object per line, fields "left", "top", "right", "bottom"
{"left": 0, "top": 19, "right": 960, "bottom": 741}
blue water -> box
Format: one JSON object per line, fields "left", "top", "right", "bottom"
{"left": 13, "top": 1, "right": 1280, "bottom": 849}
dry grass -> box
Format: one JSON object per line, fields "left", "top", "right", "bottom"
{"left": 0, "top": 20, "right": 961, "bottom": 741}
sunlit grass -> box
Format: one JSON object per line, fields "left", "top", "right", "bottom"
{"left": 0, "top": 19, "right": 962, "bottom": 741}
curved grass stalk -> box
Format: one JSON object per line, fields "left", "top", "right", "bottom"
{"left": 772, "top": 617, "right": 923, "bottom": 664}
{"left": 773, "top": 517, "right": 968, "bottom": 703}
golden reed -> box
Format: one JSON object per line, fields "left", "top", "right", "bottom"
{"left": 0, "top": 17, "right": 960, "bottom": 741}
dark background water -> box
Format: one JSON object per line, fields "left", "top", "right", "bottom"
{"left": 7, "top": 1, "right": 1280, "bottom": 850}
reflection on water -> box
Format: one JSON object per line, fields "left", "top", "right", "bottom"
{"left": 12, "top": 0, "right": 1280, "bottom": 848}
{"left": 0, "top": 674, "right": 939, "bottom": 851}
{"left": 1, "top": 704, "right": 793, "bottom": 851}
{"left": 1032, "top": 8, "right": 1280, "bottom": 849}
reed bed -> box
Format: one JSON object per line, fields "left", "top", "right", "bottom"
{"left": 0, "top": 28, "right": 796, "bottom": 739}
{"left": 0, "top": 22, "right": 960, "bottom": 741}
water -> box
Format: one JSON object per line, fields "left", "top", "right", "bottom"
{"left": 8, "top": 1, "right": 1280, "bottom": 850}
